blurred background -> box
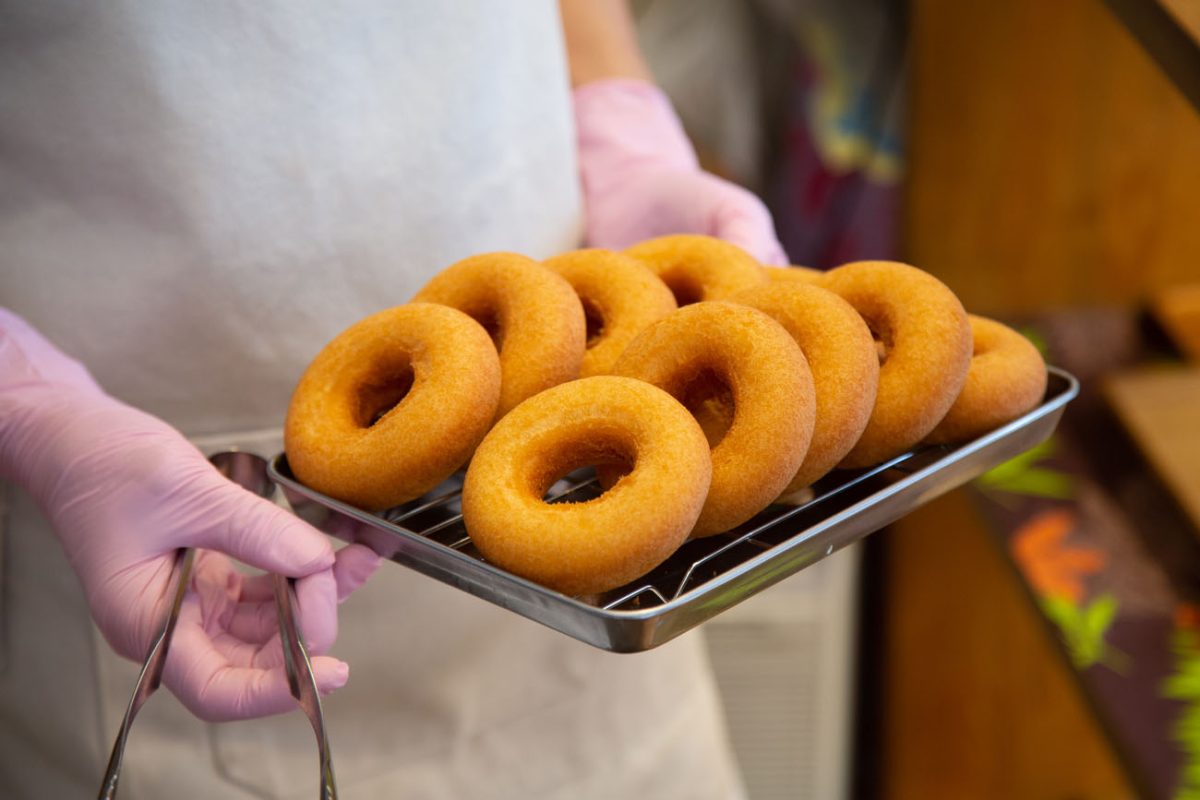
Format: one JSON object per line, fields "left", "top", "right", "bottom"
{"left": 632, "top": 0, "right": 1200, "bottom": 798}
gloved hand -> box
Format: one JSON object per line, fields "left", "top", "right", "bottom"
{"left": 573, "top": 79, "right": 787, "bottom": 265}
{"left": 0, "top": 309, "right": 380, "bottom": 722}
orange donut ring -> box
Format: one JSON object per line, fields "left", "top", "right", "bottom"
{"left": 625, "top": 234, "right": 767, "bottom": 305}
{"left": 611, "top": 302, "right": 815, "bottom": 537}
{"left": 462, "top": 376, "right": 712, "bottom": 596}
{"left": 412, "top": 252, "right": 585, "bottom": 418}
{"left": 763, "top": 265, "right": 824, "bottom": 284}
{"left": 818, "top": 261, "right": 972, "bottom": 468}
{"left": 285, "top": 303, "right": 501, "bottom": 511}
{"left": 731, "top": 283, "right": 880, "bottom": 491}
{"left": 542, "top": 249, "right": 677, "bottom": 377}
{"left": 926, "top": 315, "right": 1047, "bottom": 444}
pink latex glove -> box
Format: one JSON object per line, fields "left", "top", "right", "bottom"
{"left": 0, "top": 309, "right": 381, "bottom": 722}
{"left": 574, "top": 79, "right": 788, "bottom": 265}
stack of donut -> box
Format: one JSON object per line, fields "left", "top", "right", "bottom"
{"left": 284, "top": 235, "right": 1048, "bottom": 597}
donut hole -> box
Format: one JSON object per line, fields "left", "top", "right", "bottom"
{"left": 354, "top": 363, "right": 415, "bottom": 428}
{"left": 661, "top": 272, "right": 705, "bottom": 306}
{"left": 866, "top": 319, "right": 895, "bottom": 365}
{"left": 527, "top": 429, "right": 637, "bottom": 502}
{"left": 581, "top": 297, "right": 607, "bottom": 348}
{"left": 471, "top": 309, "right": 505, "bottom": 350}
{"left": 677, "top": 368, "right": 735, "bottom": 448}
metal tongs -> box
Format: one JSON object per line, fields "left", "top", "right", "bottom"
{"left": 97, "top": 450, "right": 337, "bottom": 799}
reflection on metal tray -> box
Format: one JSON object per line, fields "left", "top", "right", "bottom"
{"left": 269, "top": 367, "right": 1079, "bottom": 653}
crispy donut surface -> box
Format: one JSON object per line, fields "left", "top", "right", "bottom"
{"left": 462, "top": 376, "right": 712, "bottom": 596}
{"left": 818, "top": 261, "right": 972, "bottom": 468}
{"left": 542, "top": 249, "right": 677, "bottom": 377}
{"left": 732, "top": 282, "right": 880, "bottom": 491}
{"left": 625, "top": 234, "right": 767, "bottom": 305}
{"left": 285, "top": 303, "right": 501, "bottom": 511}
{"left": 412, "top": 252, "right": 585, "bottom": 418}
{"left": 926, "top": 315, "right": 1047, "bottom": 444}
{"left": 612, "top": 301, "right": 815, "bottom": 537}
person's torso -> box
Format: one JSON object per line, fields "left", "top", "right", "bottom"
{"left": 0, "top": 0, "right": 583, "bottom": 435}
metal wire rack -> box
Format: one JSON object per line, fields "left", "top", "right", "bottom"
{"left": 271, "top": 367, "right": 1078, "bottom": 652}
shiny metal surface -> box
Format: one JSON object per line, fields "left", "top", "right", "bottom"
{"left": 270, "top": 367, "right": 1079, "bottom": 654}
{"left": 97, "top": 547, "right": 195, "bottom": 799}
{"left": 211, "top": 450, "right": 338, "bottom": 800}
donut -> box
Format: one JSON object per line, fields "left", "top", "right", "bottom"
{"left": 624, "top": 234, "right": 767, "bottom": 305}
{"left": 817, "top": 261, "right": 972, "bottom": 468}
{"left": 462, "top": 376, "right": 712, "bottom": 596}
{"left": 542, "top": 249, "right": 677, "bottom": 377}
{"left": 611, "top": 301, "right": 816, "bottom": 537}
{"left": 731, "top": 282, "right": 880, "bottom": 491}
{"left": 285, "top": 303, "right": 501, "bottom": 511}
{"left": 764, "top": 265, "right": 824, "bottom": 284}
{"left": 412, "top": 252, "right": 585, "bottom": 418}
{"left": 926, "top": 315, "right": 1047, "bottom": 444}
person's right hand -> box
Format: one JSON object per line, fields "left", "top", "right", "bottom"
{"left": 0, "top": 309, "right": 380, "bottom": 721}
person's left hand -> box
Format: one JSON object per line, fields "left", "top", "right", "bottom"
{"left": 573, "top": 79, "right": 787, "bottom": 265}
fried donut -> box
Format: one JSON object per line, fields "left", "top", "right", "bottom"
{"left": 926, "top": 315, "right": 1047, "bottom": 444}
{"left": 542, "top": 249, "right": 677, "bottom": 377}
{"left": 285, "top": 303, "right": 501, "bottom": 511}
{"left": 611, "top": 302, "right": 816, "bottom": 537}
{"left": 731, "top": 283, "right": 880, "bottom": 491}
{"left": 818, "top": 261, "right": 972, "bottom": 468}
{"left": 764, "top": 265, "right": 824, "bottom": 284}
{"left": 462, "top": 376, "right": 712, "bottom": 596}
{"left": 625, "top": 234, "right": 767, "bottom": 305}
{"left": 412, "top": 252, "right": 585, "bottom": 418}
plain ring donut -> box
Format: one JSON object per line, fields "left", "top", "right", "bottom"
{"left": 462, "top": 376, "right": 712, "bottom": 596}
{"left": 731, "top": 282, "right": 880, "bottom": 491}
{"left": 285, "top": 302, "right": 501, "bottom": 511}
{"left": 611, "top": 301, "right": 815, "bottom": 537}
{"left": 926, "top": 315, "right": 1047, "bottom": 444}
{"left": 624, "top": 234, "right": 767, "bottom": 305}
{"left": 412, "top": 251, "right": 585, "bottom": 418}
{"left": 818, "top": 260, "right": 972, "bottom": 468}
{"left": 542, "top": 248, "right": 677, "bottom": 377}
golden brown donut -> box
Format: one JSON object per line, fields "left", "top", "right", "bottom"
{"left": 462, "top": 376, "right": 712, "bottom": 596}
{"left": 625, "top": 234, "right": 767, "bottom": 305}
{"left": 412, "top": 252, "right": 585, "bottom": 418}
{"left": 542, "top": 249, "right": 677, "bottom": 377}
{"left": 611, "top": 301, "right": 816, "bottom": 537}
{"left": 926, "top": 315, "right": 1047, "bottom": 444}
{"left": 285, "top": 303, "right": 501, "bottom": 511}
{"left": 731, "top": 282, "right": 880, "bottom": 491}
{"left": 817, "top": 261, "right": 972, "bottom": 468}
{"left": 763, "top": 265, "right": 824, "bottom": 284}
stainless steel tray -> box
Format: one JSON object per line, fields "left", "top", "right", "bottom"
{"left": 269, "top": 366, "right": 1079, "bottom": 653}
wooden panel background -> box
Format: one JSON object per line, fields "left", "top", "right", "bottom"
{"left": 879, "top": 0, "right": 1197, "bottom": 797}
{"left": 904, "top": 0, "right": 1200, "bottom": 316}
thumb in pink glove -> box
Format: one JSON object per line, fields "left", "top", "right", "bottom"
{"left": 0, "top": 309, "right": 381, "bottom": 722}
{"left": 573, "top": 79, "right": 788, "bottom": 265}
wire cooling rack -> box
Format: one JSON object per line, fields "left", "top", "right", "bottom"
{"left": 270, "top": 367, "right": 1078, "bottom": 653}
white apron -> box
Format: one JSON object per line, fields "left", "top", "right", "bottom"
{"left": 0, "top": 2, "right": 744, "bottom": 797}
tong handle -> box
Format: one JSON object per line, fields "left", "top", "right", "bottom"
{"left": 97, "top": 547, "right": 195, "bottom": 800}
{"left": 273, "top": 572, "right": 338, "bottom": 800}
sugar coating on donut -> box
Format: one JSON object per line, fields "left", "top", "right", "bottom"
{"left": 926, "top": 315, "right": 1047, "bottom": 444}
{"left": 731, "top": 282, "right": 880, "bottom": 491}
{"left": 542, "top": 249, "right": 677, "bottom": 377}
{"left": 818, "top": 261, "right": 972, "bottom": 468}
{"left": 412, "top": 252, "right": 585, "bottom": 418}
{"left": 625, "top": 234, "right": 767, "bottom": 305}
{"left": 285, "top": 303, "right": 501, "bottom": 511}
{"left": 462, "top": 376, "right": 712, "bottom": 596}
{"left": 612, "top": 301, "right": 815, "bottom": 537}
